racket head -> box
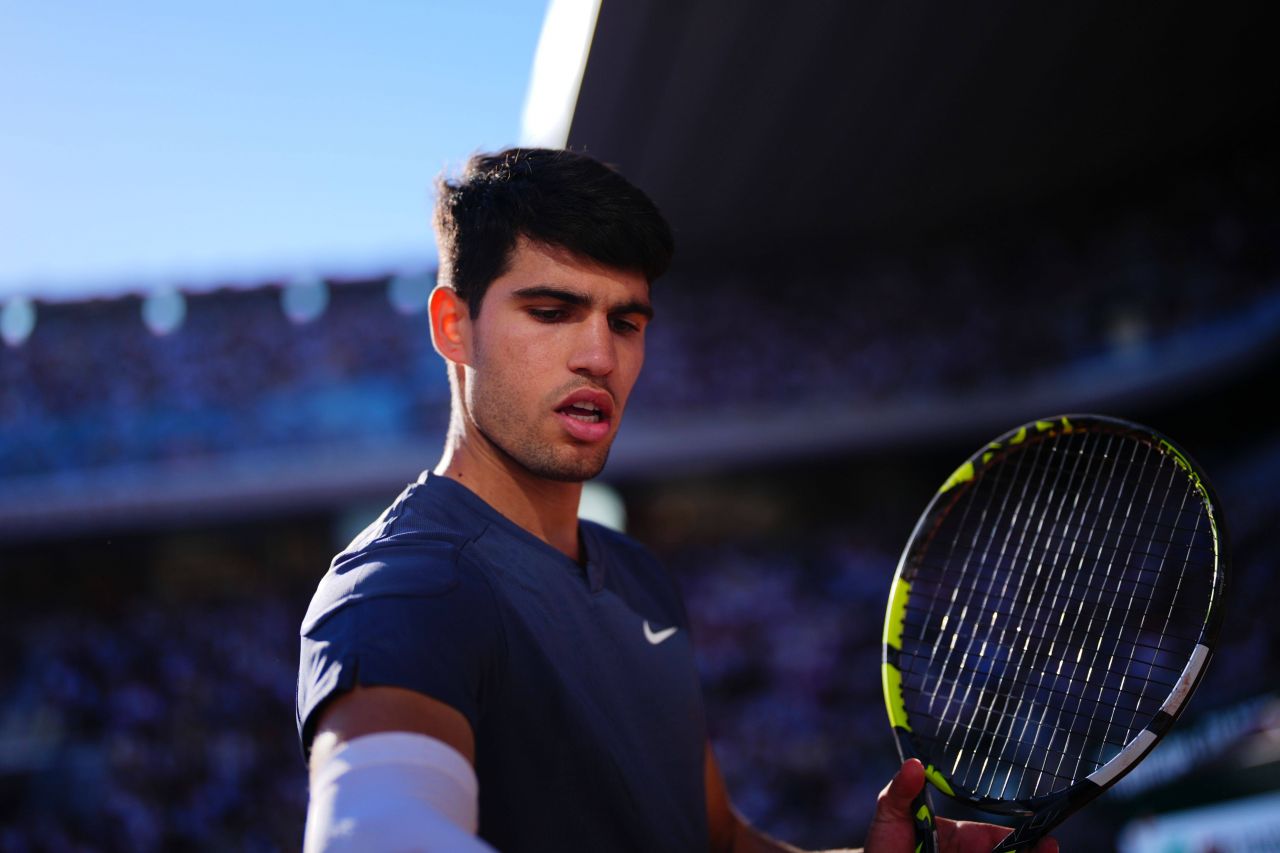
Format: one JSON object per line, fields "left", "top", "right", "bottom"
{"left": 881, "top": 414, "right": 1227, "bottom": 828}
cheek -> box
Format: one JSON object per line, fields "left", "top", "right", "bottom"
{"left": 468, "top": 337, "right": 546, "bottom": 410}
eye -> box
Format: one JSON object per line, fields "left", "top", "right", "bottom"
{"left": 610, "top": 316, "right": 643, "bottom": 335}
{"left": 528, "top": 308, "right": 566, "bottom": 322}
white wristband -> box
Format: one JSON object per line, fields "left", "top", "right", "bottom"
{"left": 304, "top": 731, "right": 494, "bottom": 852}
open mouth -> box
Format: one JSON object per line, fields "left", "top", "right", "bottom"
{"left": 557, "top": 401, "right": 605, "bottom": 423}
{"left": 554, "top": 390, "right": 614, "bottom": 441}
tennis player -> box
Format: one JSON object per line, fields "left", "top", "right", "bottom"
{"left": 296, "top": 148, "right": 1056, "bottom": 852}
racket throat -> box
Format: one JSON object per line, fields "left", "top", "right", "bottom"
{"left": 991, "top": 781, "right": 1103, "bottom": 852}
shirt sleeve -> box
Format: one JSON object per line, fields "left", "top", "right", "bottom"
{"left": 296, "top": 541, "right": 504, "bottom": 758}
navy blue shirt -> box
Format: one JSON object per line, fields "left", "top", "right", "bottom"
{"left": 297, "top": 473, "right": 709, "bottom": 852}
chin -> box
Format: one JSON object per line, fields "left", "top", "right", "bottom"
{"left": 534, "top": 457, "right": 609, "bottom": 483}
{"left": 521, "top": 445, "right": 612, "bottom": 483}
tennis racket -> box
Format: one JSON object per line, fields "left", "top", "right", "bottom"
{"left": 881, "top": 415, "right": 1226, "bottom": 852}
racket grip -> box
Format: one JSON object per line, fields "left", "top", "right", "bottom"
{"left": 910, "top": 785, "right": 939, "bottom": 853}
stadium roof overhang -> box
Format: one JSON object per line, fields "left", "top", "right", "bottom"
{"left": 565, "top": 1, "right": 1276, "bottom": 271}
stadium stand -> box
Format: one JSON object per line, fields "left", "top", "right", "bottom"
{"left": 2, "top": 147, "right": 1276, "bottom": 489}
{"left": 2, "top": 143, "right": 1277, "bottom": 851}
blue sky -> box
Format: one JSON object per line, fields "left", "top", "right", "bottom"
{"left": 0, "top": 1, "right": 550, "bottom": 300}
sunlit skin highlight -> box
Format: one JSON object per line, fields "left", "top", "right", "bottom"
{"left": 428, "top": 237, "right": 651, "bottom": 563}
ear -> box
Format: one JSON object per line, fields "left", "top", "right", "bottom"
{"left": 428, "top": 285, "right": 471, "bottom": 365}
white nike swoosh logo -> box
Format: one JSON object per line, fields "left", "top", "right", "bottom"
{"left": 644, "top": 621, "right": 678, "bottom": 645}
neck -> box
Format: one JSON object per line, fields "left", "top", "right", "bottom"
{"left": 434, "top": 414, "right": 584, "bottom": 563}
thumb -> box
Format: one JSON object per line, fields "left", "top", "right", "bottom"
{"left": 878, "top": 758, "right": 926, "bottom": 816}
{"left": 865, "top": 759, "right": 929, "bottom": 853}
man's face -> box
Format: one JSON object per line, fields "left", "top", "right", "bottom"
{"left": 460, "top": 238, "right": 652, "bottom": 482}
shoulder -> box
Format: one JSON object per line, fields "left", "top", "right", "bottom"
{"left": 296, "top": 485, "right": 508, "bottom": 750}
{"left": 301, "top": 485, "right": 496, "bottom": 637}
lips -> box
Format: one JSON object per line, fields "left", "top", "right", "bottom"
{"left": 554, "top": 388, "right": 614, "bottom": 442}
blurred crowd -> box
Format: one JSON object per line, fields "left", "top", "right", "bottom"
{"left": 639, "top": 151, "right": 1278, "bottom": 410}
{"left": 0, "top": 599, "right": 306, "bottom": 852}
{"left": 3, "top": 151, "right": 1276, "bottom": 479}
{"left": 0, "top": 282, "right": 448, "bottom": 477}
{"left": 0, "top": 432, "right": 1275, "bottom": 851}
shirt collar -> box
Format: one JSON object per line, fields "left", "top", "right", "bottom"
{"left": 416, "top": 471, "right": 607, "bottom": 592}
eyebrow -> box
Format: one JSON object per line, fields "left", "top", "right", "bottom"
{"left": 511, "top": 285, "right": 654, "bottom": 320}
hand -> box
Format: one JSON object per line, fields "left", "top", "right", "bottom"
{"left": 864, "top": 760, "right": 1057, "bottom": 853}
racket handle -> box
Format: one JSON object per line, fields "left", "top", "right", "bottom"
{"left": 910, "top": 784, "right": 939, "bottom": 853}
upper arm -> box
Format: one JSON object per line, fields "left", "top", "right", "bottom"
{"left": 297, "top": 544, "right": 505, "bottom": 762}
{"left": 309, "top": 684, "right": 476, "bottom": 777}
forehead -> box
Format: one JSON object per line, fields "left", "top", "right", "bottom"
{"left": 489, "top": 238, "right": 651, "bottom": 303}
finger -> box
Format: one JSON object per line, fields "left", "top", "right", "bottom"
{"left": 935, "top": 818, "right": 1010, "bottom": 849}
{"left": 936, "top": 818, "right": 1059, "bottom": 853}
{"left": 876, "top": 759, "right": 926, "bottom": 818}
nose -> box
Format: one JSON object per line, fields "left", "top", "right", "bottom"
{"left": 567, "top": 315, "right": 616, "bottom": 378}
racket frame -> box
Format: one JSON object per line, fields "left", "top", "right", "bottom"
{"left": 881, "top": 414, "right": 1227, "bottom": 851}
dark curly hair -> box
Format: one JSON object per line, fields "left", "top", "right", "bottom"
{"left": 433, "top": 148, "right": 674, "bottom": 315}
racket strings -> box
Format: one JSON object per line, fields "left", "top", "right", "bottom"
{"left": 920, "top": 525, "right": 1214, "bottom": 567}
{"left": 900, "top": 602, "right": 1200, "bottom": 676}
{"left": 969, "top": 429, "right": 1124, "bottom": 798}
{"left": 1098, "top": 457, "right": 1203, "bottom": 778}
{"left": 998, "top": 432, "right": 1198, "bottom": 788}
{"left": 909, "top": 543, "right": 1210, "bottom": 627}
{"left": 1070, "top": 438, "right": 1198, "bottom": 783}
{"left": 998, "top": 432, "right": 1196, "bottom": 794}
{"left": 904, "top": 588, "right": 1207, "bottom": 640}
{"left": 927, "top": 430, "right": 1091, "bottom": 785}
{"left": 897, "top": 428, "right": 1215, "bottom": 801}
{"left": 935, "top": 444, "right": 1099, "bottom": 793}
{"left": 916, "top": 420, "right": 1050, "bottom": 734}
{"left": 1047, "top": 437, "right": 1173, "bottom": 789}
{"left": 909, "top": 426, "right": 1024, "bottom": 688}
{"left": 911, "top": 666, "right": 1166, "bottom": 736}
{"left": 942, "top": 428, "right": 1114, "bottom": 795}
{"left": 914, "top": 699, "right": 1139, "bottom": 770}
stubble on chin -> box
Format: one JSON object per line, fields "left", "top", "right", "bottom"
{"left": 481, "top": 422, "right": 613, "bottom": 482}
{"left": 470, "top": 396, "right": 615, "bottom": 483}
